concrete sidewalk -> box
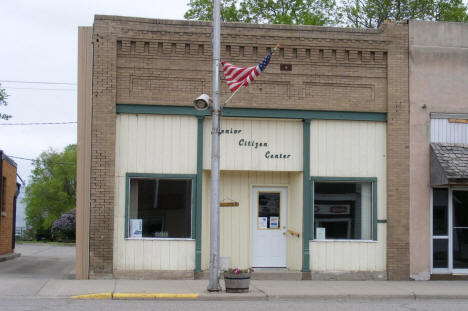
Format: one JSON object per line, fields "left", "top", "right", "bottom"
{"left": 0, "top": 278, "right": 467, "bottom": 300}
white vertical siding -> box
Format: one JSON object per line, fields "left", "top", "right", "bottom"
{"left": 309, "top": 120, "right": 387, "bottom": 272}
{"left": 203, "top": 118, "right": 303, "bottom": 171}
{"left": 431, "top": 118, "right": 468, "bottom": 143}
{"left": 114, "top": 114, "right": 197, "bottom": 271}
{"left": 309, "top": 225, "right": 386, "bottom": 272}
{"left": 116, "top": 114, "right": 197, "bottom": 176}
{"left": 286, "top": 173, "right": 303, "bottom": 270}
{"left": 201, "top": 171, "right": 300, "bottom": 270}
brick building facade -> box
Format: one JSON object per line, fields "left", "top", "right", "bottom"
{"left": 77, "top": 16, "right": 410, "bottom": 280}
{"left": 0, "top": 152, "right": 19, "bottom": 255}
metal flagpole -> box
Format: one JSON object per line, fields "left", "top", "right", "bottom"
{"left": 207, "top": 0, "right": 221, "bottom": 292}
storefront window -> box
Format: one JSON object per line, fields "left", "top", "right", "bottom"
{"left": 128, "top": 178, "right": 192, "bottom": 239}
{"left": 314, "top": 181, "right": 373, "bottom": 240}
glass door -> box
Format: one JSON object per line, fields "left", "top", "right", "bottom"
{"left": 432, "top": 188, "right": 450, "bottom": 273}
{"left": 452, "top": 190, "right": 468, "bottom": 273}
{"left": 432, "top": 188, "right": 468, "bottom": 274}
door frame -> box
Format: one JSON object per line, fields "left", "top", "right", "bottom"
{"left": 431, "top": 186, "right": 468, "bottom": 274}
{"left": 251, "top": 186, "right": 288, "bottom": 268}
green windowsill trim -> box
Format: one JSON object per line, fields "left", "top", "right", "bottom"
{"left": 124, "top": 173, "right": 197, "bottom": 239}
{"left": 116, "top": 104, "right": 387, "bottom": 122}
{"left": 309, "top": 176, "right": 378, "bottom": 241}
{"left": 377, "top": 219, "right": 387, "bottom": 223}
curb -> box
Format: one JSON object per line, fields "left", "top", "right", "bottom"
{"left": 71, "top": 293, "right": 112, "bottom": 299}
{"left": 0, "top": 252, "right": 20, "bottom": 262}
{"left": 71, "top": 293, "right": 199, "bottom": 300}
{"left": 69, "top": 292, "right": 468, "bottom": 301}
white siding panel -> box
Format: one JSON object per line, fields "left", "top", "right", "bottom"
{"left": 116, "top": 114, "right": 197, "bottom": 176}
{"left": 309, "top": 120, "right": 386, "bottom": 272}
{"left": 431, "top": 118, "right": 468, "bottom": 143}
{"left": 310, "top": 120, "right": 386, "bottom": 178}
{"left": 113, "top": 114, "right": 197, "bottom": 272}
{"left": 203, "top": 118, "right": 303, "bottom": 171}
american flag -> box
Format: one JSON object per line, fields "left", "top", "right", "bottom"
{"left": 221, "top": 49, "right": 275, "bottom": 93}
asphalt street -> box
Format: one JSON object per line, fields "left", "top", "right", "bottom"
{"left": 3, "top": 298, "right": 468, "bottom": 311}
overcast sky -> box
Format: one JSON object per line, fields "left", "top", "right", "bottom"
{"left": 0, "top": 0, "right": 189, "bottom": 183}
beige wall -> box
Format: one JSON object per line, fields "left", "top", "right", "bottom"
{"left": 113, "top": 114, "right": 198, "bottom": 271}
{"left": 203, "top": 118, "right": 303, "bottom": 171}
{"left": 76, "top": 26, "right": 93, "bottom": 279}
{"left": 409, "top": 21, "right": 468, "bottom": 280}
{"left": 309, "top": 120, "right": 387, "bottom": 272}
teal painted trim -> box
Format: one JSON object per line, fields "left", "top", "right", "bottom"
{"left": 302, "top": 119, "right": 311, "bottom": 273}
{"left": 116, "top": 104, "right": 387, "bottom": 122}
{"left": 310, "top": 177, "right": 377, "bottom": 183}
{"left": 125, "top": 176, "right": 130, "bottom": 238}
{"left": 310, "top": 177, "right": 378, "bottom": 241}
{"left": 372, "top": 181, "right": 378, "bottom": 241}
{"left": 125, "top": 173, "right": 197, "bottom": 239}
{"left": 377, "top": 219, "right": 387, "bottom": 223}
{"left": 195, "top": 116, "right": 204, "bottom": 272}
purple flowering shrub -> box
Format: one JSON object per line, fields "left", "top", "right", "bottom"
{"left": 51, "top": 208, "right": 76, "bottom": 241}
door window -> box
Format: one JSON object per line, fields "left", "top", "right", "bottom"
{"left": 257, "top": 192, "right": 281, "bottom": 230}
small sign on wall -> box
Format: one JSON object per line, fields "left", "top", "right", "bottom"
{"left": 129, "top": 219, "right": 142, "bottom": 238}
{"left": 316, "top": 227, "right": 326, "bottom": 240}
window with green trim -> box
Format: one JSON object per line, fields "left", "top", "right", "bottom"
{"left": 314, "top": 181, "right": 373, "bottom": 240}
{"left": 128, "top": 178, "right": 192, "bottom": 238}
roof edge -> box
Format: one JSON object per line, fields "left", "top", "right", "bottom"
{"left": 94, "top": 15, "right": 386, "bottom": 34}
{"left": 2, "top": 153, "right": 17, "bottom": 168}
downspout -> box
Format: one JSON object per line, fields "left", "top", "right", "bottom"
{"left": 12, "top": 182, "right": 20, "bottom": 250}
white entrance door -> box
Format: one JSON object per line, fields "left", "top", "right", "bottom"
{"left": 252, "top": 187, "right": 287, "bottom": 267}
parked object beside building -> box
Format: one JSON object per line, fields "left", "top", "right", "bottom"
{"left": 0, "top": 151, "right": 20, "bottom": 255}
{"left": 76, "top": 15, "right": 411, "bottom": 280}
{"left": 409, "top": 21, "right": 468, "bottom": 280}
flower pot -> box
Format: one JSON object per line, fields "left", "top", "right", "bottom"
{"left": 223, "top": 272, "right": 251, "bottom": 293}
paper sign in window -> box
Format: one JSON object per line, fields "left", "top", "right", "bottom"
{"left": 270, "top": 217, "right": 279, "bottom": 229}
{"left": 258, "top": 217, "right": 268, "bottom": 229}
{"left": 129, "top": 219, "right": 142, "bottom": 238}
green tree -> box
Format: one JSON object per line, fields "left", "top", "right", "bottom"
{"left": 0, "top": 83, "right": 11, "bottom": 120}
{"left": 185, "top": 0, "right": 339, "bottom": 25}
{"left": 24, "top": 145, "right": 77, "bottom": 240}
{"left": 185, "top": 0, "right": 246, "bottom": 21}
{"left": 342, "top": 0, "right": 468, "bottom": 28}
{"left": 185, "top": 0, "right": 467, "bottom": 28}
{"left": 241, "top": 0, "right": 338, "bottom": 25}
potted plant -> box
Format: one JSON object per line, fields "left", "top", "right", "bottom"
{"left": 223, "top": 268, "right": 254, "bottom": 293}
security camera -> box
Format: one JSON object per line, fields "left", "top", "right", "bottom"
{"left": 193, "top": 94, "right": 211, "bottom": 111}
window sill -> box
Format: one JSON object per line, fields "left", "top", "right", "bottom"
{"left": 311, "top": 239, "right": 377, "bottom": 243}
{"left": 125, "top": 237, "right": 195, "bottom": 241}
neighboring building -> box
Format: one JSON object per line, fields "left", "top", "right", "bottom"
{"left": 0, "top": 151, "right": 20, "bottom": 255}
{"left": 14, "top": 188, "right": 27, "bottom": 239}
{"left": 409, "top": 21, "right": 468, "bottom": 280}
{"left": 77, "top": 16, "right": 410, "bottom": 280}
